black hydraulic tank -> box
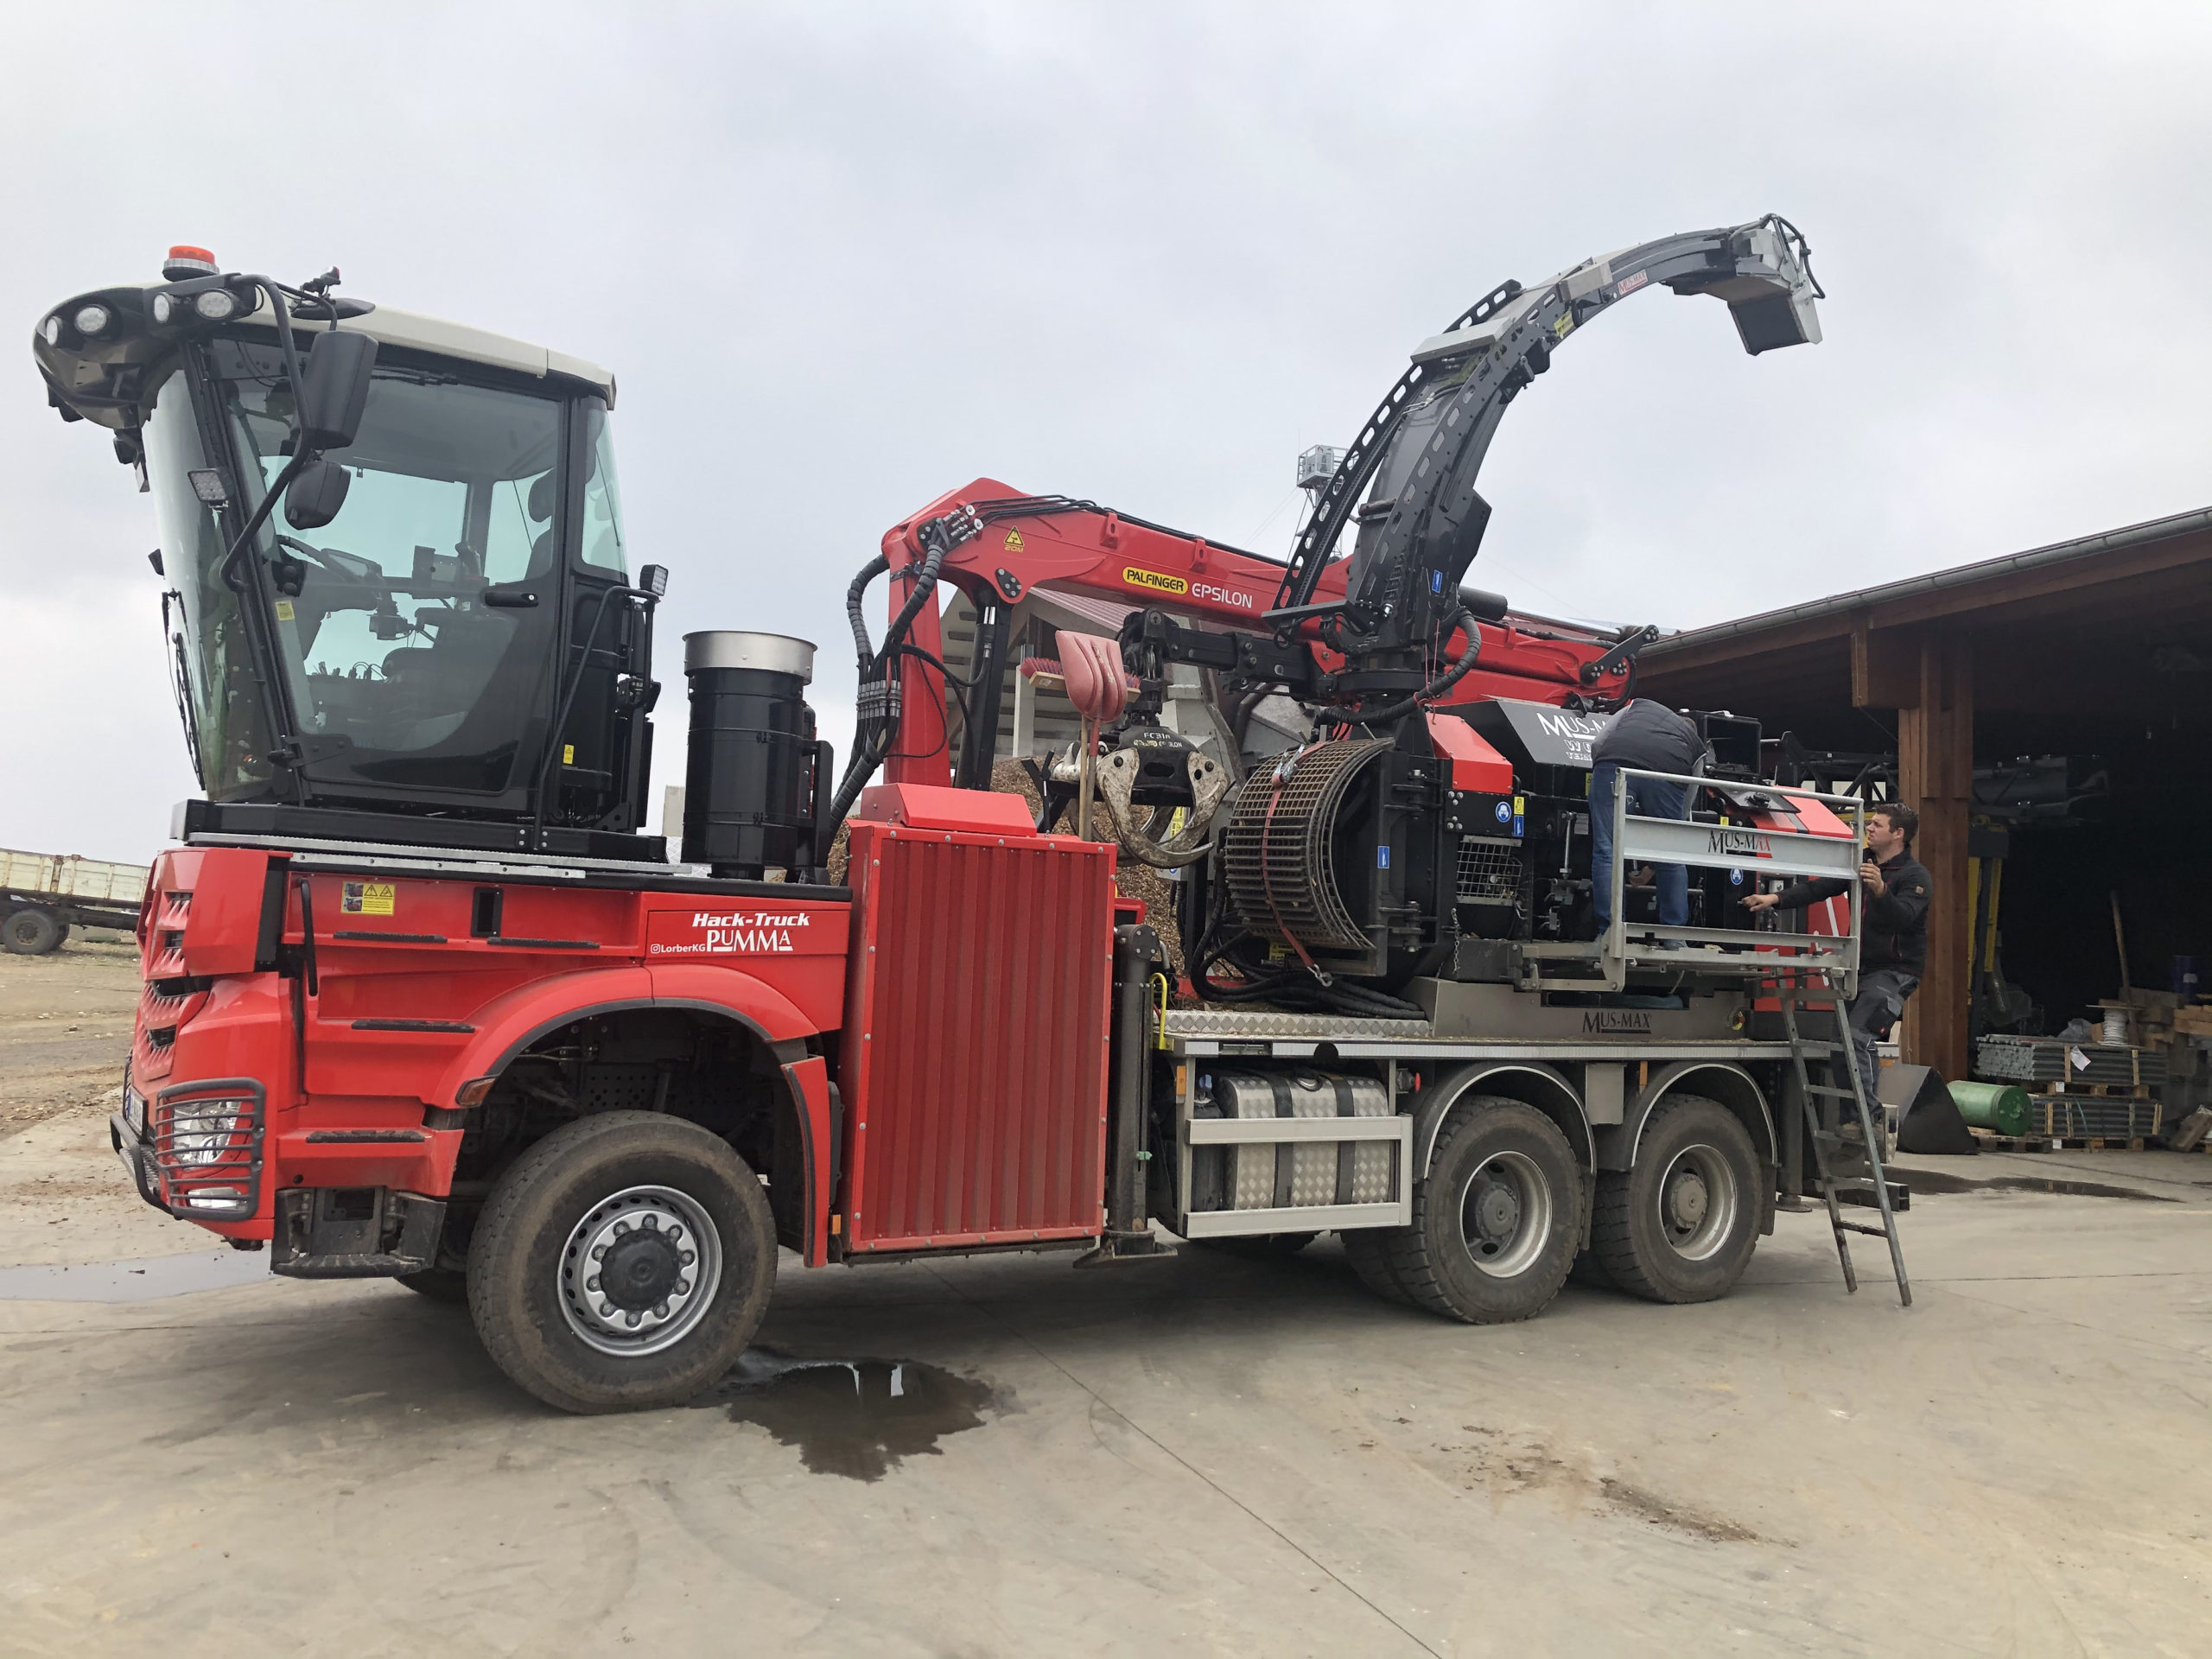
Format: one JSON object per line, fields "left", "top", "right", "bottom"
{"left": 681, "top": 631, "right": 824, "bottom": 878}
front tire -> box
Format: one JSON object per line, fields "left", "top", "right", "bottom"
{"left": 467, "top": 1112, "right": 777, "bottom": 1413}
{"left": 1383, "top": 1096, "right": 1580, "bottom": 1324}
{"left": 1591, "top": 1095, "right": 1759, "bottom": 1304}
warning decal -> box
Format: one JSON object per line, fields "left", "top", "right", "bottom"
{"left": 340, "top": 881, "right": 396, "bottom": 916}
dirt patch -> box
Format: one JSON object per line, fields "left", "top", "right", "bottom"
{"left": 0, "top": 942, "right": 140, "bottom": 1140}
{"left": 1422, "top": 1421, "right": 1772, "bottom": 1544}
{"left": 1598, "top": 1477, "right": 1765, "bottom": 1544}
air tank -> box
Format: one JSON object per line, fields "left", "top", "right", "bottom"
{"left": 681, "top": 631, "right": 825, "bottom": 879}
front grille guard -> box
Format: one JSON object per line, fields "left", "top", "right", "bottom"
{"left": 153, "top": 1077, "right": 266, "bottom": 1222}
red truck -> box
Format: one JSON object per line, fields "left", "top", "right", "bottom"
{"left": 36, "top": 223, "right": 1895, "bottom": 1414}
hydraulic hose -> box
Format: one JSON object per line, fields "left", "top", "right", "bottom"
{"left": 822, "top": 523, "right": 957, "bottom": 849}
{"left": 1192, "top": 922, "right": 1430, "bottom": 1021}
{"left": 1321, "top": 607, "right": 1483, "bottom": 730}
{"left": 845, "top": 552, "right": 888, "bottom": 667}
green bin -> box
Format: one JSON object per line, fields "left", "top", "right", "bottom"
{"left": 1950, "top": 1080, "right": 2031, "bottom": 1137}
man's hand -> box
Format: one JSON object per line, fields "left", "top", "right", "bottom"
{"left": 1861, "top": 859, "right": 1885, "bottom": 896}
{"left": 1741, "top": 891, "right": 1779, "bottom": 912}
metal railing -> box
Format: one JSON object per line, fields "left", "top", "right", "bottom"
{"left": 1593, "top": 768, "right": 1866, "bottom": 992}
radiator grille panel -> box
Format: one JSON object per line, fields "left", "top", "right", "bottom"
{"left": 843, "top": 825, "right": 1116, "bottom": 1250}
{"left": 1455, "top": 836, "right": 1522, "bottom": 905}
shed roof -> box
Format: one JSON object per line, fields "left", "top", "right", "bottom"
{"left": 1635, "top": 504, "right": 2212, "bottom": 739}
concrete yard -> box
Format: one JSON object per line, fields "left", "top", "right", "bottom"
{"left": 3, "top": 944, "right": 2209, "bottom": 1656}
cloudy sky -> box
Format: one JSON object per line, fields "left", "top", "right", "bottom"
{"left": 4, "top": 3, "right": 2207, "bottom": 862}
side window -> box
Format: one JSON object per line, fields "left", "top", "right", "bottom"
{"left": 579, "top": 401, "right": 627, "bottom": 575}
{"left": 484, "top": 468, "right": 556, "bottom": 583}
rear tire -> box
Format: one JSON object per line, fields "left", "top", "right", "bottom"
{"left": 467, "top": 1112, "right": 777, "bottom": 1413}
{"left": 3, "top": 907, "right": 61, "bottom": 956}
{"left": 1384, "top": 1096, "right": 1580, "bottom": 1325}
{"left": 1591, "top": 1095, "right": 1759, "bottom": 1304}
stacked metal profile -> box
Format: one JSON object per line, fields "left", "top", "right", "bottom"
{"left": 2022, "top": 1095, "right": 2164, "bottom": 1141}
{"left": 1974, "top": 1035, "right": 2166, "bottom": 1089}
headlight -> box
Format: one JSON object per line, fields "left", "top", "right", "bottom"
{"left": 123, "top": 1083, "right": 147, "bottom": 1136}
{"left": 192, "top": 289, "right": 239, "bottom": 322}
{"left": 40, "top": 315, "right": 62, "bottom": 346}
{"left": 150, "top": 292, "right": 175, "bottom": 325}
{"left": 73, "top": 302, "right": 112, "bottom": 336}
{"left": 166, "top": 1099, "right": 254, "bottom": 1166}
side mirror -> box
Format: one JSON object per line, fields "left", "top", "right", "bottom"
{"left": 296, "top": 329, "right": 378, "bottom": 453}
{"left": 285, "top": 457, "right": 352, "bottom": 530}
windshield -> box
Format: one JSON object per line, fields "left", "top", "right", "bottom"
{"left": 143, "top": 367, "right": 275, "bottom": 799}
{"left": 210, "top": 339, "right": 573, "bottom": 797}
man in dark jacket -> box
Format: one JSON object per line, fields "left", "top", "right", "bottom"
{"left": 1743, "top": 802, "right": 1932, "bottom": 1103}
{"left": 1590, "top": 699, "right": 1707, "bottom": 937}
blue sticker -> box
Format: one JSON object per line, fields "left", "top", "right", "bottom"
{"left": 1730, "top": 869, "right": 1745, "bottom": 886}
{"left": 1377, "top": 845, "right": 1391, "bottom": 869}
{"left": 1512, "top": 816, "right": 1524, "bottom": 836}
{"left": 1493, "top": 800, "right": 1512, "bottom": 823}
{"left": 1430, "top": 569, "right": 1444, "bottom": 593}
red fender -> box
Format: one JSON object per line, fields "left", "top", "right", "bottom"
{"left": 645, "top": 963, "right": 817, "bottom": 1044}
{"left": 435, "top": 967, "right": 657, "bottom": 1106}
{"left": 782, "top": 1055, "right": 836, "bottom": 1267}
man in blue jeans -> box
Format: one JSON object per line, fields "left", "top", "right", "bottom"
{"left": 1589, "top": 700, "right": 1707, "bottom": 939}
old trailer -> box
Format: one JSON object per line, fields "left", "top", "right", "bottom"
{"left": 1, "top": 848, "right": 149, "bottom": 954}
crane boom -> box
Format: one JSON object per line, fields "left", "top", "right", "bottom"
{"left": 1280, "top": 216, "right": 1822, "bottom": 648}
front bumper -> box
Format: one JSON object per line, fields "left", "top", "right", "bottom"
{"left": 111, "top": 1111, "right": 165, "bottom": 1211}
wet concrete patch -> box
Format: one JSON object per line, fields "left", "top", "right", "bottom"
{"left": 0, "top": 1249, "right": 270, "bottom": 1302}
{"left": 690, "top": 1348, "right": 1005, "bottom": 1480}
{"left": 1907, "top": 1171, "right": 2175, "bottom": 1203}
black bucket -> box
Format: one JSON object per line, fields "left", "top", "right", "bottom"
{"left": 681, "top": 631, "right": 826, "bottom": 879}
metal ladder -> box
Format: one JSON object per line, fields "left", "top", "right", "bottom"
{"left": 1777, "top": 970, "right": 1912, "bottom": 1307}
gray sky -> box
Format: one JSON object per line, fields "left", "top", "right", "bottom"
{"left": 5, "top": 3, "right": 2207, "bottom": 863}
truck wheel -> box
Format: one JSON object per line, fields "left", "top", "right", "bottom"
{"left": 1591, "top": 1095, "right": 1759, "bottom": 1304}
{"left": 467, "top": 1111, "right": 777, "bottom": 1413}
{"left": 3, "top": 907, "right": 61, "bottom": 956}
{"left": 1341, "top": 1227, "right": 1414, "bottom": 1306}
{"left": 1385, "top": 1096, "right": 1579, "bottom": 1324}
{"left": 397, "top": 1268, "right": 469, "bottom": 1304}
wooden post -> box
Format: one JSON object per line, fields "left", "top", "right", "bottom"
{"left": 1896, "top": 631, "right": 1973, "bottom": 1081}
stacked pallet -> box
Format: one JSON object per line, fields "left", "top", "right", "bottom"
{"left": 2121, "top": 992, "right": 2212, "bottom": 1053}
{"left": 1973, "top": 1035, "right": 2166, "bottom": 1149}
{"left": 2118, "top": 991, "right": 2212, "bottom": 1140}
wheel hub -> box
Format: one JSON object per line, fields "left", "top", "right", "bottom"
{"left": 599, "top": 1224, "right": 682, "bottom": 1312}
{"left": 1473, "top": 1181, "right": 1522, "bottom": 1243}
{"left": 557, "top": 1186, "right": 721, "bottom": 1358}
{"left": 1665, "top": 1170, "right": 1709, "bottom": 1231}
{"left": 1457, "top": 1149, "right": 1553, "bottom": 1280}
{"left": 1656, "top": 1143, "right": 1738, "bottom": 1262}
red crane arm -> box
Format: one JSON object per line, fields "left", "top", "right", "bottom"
{"left": 875, "top": 480, "right": 1625, "bottom": 785}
